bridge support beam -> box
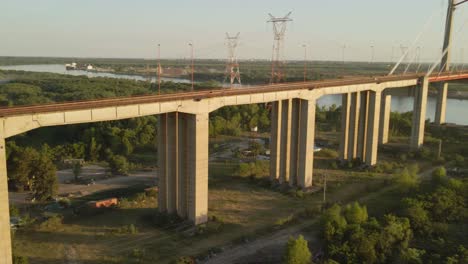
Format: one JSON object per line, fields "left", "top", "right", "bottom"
{"left": 339, "top": 93, "right": 351, "bottom": 160}
{"left": 0, "top": 128, "right": 12, "bottom": 264}
{"left": 411, "top": 77, "right": 429, "bottom": 150}
{"left": 340, "top": 92, "right": 361, "bottom": 161}
{"left": 435, "top": 83, "right": 448, "bottom": 125}
{"left": 270, "top": 99, "right": 316, "bottom": 188}
{"left": 158, "top": 112, "right": 209, "bottom": 225}
{"left": 364, "top": 90, "right": 381, "bottom": 166}
{"left": 340, "top": 90, "right": 381, "bottom": 166}
{"left": 379, "top": 93, "right": 391, "bottom": 145}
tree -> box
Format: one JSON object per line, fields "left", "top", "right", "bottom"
{"left": 344, "top": 202, "right": 368, "bottom": 225}
{"left": 72, "top": 162, "right": 82, "bottom": 182}
{"left": 401, "top": 198, "right": 431, "bottom": 235}
{"left": 431, "top": 166, "right": 447, "bottom": 186}
{"left": 284, "top": 235, "right": 312, "bottom": 264}
{"left": 30, "top": 153, "right": 58, "bottom": 201}
{"left": 8, "top": 147, "right": 39, "bottom": 191}
{"left": 394, "top": 167, "right": 419, "bottom": 193}
{"left": 109, "top": 155, "right": 130, "bottom": 175}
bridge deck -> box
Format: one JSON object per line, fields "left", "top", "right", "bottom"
{"left": 0, "top": 71, "right": 466, "bottom": 117}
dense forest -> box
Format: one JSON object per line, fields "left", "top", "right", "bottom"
{"left": 320, "top": 166, "right": 467, "bottom": 263}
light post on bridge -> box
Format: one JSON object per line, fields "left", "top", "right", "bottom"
{"left": 189, "top": 42, "right": 194, "bottom": 91}
{"left": 157, "top": 43, "right": 161, "bottom": 95}
{"left": 302, "top": 44, "right": 308, "bottom": 82}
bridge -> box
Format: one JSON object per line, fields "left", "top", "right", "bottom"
{"left": 0, "top": 70, "right": 467, "bottom": 263}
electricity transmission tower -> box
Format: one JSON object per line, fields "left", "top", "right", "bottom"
{"left": 268, "top": 12, "right": 292, "bottom": 83}
{"left": 224, "top": 32, "right": 241, "bottom": 87}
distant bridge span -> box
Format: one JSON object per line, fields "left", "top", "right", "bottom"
{"left": 0, "top": 71, "right": 467, "bottom": 264}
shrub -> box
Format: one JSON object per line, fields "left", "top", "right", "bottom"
{"left": 108, "top": 155, "right": 130, "bottom": 175}
{"left": 454, "top": 154, "right": 465, "bottom": 167}
{"left": 117, "top": 224, "right": 138, "bottom": 234}
{"left": 58, "top": 198, "right": 71, "bottom": 208}
{"left": 13, "top": 255, "right": 29, "bottom": 264}
{"left": 431, "top": 166, "right": 447, "bottom": 186}
{"left": 39, "top": 215, "right": 63, "bottom": 231}
{"left": 275, "top": 214, "right": 294, "bottom": 227}
{"left": 284, "top": 235, "right": 312, "bottom": 264}
{"left": 172, "top": 256, "right": 195, "bottom": 264}
{"left": 129, "top": 248, "right": 145, "bottom": 258}
{"left": 316, "top": 148, "right": 339, "bottom": 158}
{"left": 9, "top": 204, "right": 20, "bottom": 217}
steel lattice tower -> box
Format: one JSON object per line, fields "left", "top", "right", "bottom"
{"left": 224, "top": 32, "right": 241, "bottom": 87}
{"left": 268, "top": 12, "right": 292, "bottom": 83}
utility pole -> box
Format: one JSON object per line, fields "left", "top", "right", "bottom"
{"left": 341, "top": 45, "right": 346, "bottom": 64}
{"left": 224, "top": 32, "right": 241, "bottom": 87}
{"left": 369, "top": 45, "right": 375, "bottom": 64}
{"left": 268, "top": 12, "right": 293, "bottom": 84}
{"left": 157, "top": 43, "right": 161, "bottom": 95}
{"left": 302, "top": 44, "right": 307, "bottom": 82}
{"left": 435, "top": 0, "right": 468, "bottom": 124}
{"left": 189, "top": 42, "right": 194, "bottom": 91}
{"left": 390, "top": 46, "right": 395, "bottom": 63}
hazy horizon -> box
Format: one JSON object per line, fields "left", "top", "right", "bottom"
{"left": 1, "top": 0, "right": 468, "bottom": 63}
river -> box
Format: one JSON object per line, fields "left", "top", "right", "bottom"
{"left": 1, "top": 64, "right": 467, "bottom": 125}
{"left": 0, "top": 64, "right": 191, "bottom": 83}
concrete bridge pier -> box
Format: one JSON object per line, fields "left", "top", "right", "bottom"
{"left": 0, "top": 127, "right": 13, "bottom": 264}
{"left": 411, "top": 77, "right": 429, "bottom": 149}
{"left": 270, "top": 98, "right": 316, "bottom": 188}
{"left": 158, "top": 112, "right": 209, "bottom": 225}
{"left": 379, "top": 92, "right": 392, "bottom": 145}
{"left": 435, "top": 82, "right": 448, "bottom": 125}
{"left": 340, "top": 90, "right": 381, "bottom": 166}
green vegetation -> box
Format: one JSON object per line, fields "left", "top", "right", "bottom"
{"left": 72, "top": 162, "right": 82, "bottom": 182}
{"left": 7, "top": 144, "right": 57, "bottom": 201}
{"left": 284, "top": 235, "right": 312, "bottom": 264}
{"left": 318, "top": 165, "right": 467, "bottom": 264}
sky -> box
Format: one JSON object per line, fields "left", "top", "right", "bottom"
{"left": 1, "top": 0, "right": 467, "bottom": 62}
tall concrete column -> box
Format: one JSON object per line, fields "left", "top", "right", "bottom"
{"left": 357, "top": 91, "right": 369, "bottom": 160}
{"left": 0, "top": 126, "right": 13, "bottom": 264}
{"left": 270, "top": 101, "right": 282, "bottom": 182}
{"left": 186, "top": 113, "right": 209, "bottom": 225}
{"left": 296, "top": 99, "right": 316, "bottom": 188}
{"left": 270, "top": 99, "right": 316, "bottom": 188}
{"left": 379, "top": 93, "right": 391, "bottom": 145}
{"left": 339, "top": 93, "right": 351, "bottom": 160}
{"left": 158, "top": 112, "right": 209, "bottom": 225}
{"left": 411, "top": 77, "right": 429, "bottom": 149}
{"left": 347, "top": 92, "right": 361, "bottom": 160}
{"left": 289, "top": 99, "right": 301, "bottom": 186}
{"left": 435, "top": 83, "right": 448, "bottom": 125}
{"left": 166, "top": 113, "right": 178, "bottom": 214}
{"left": 279, "top": 99, "right": 293, "bottom": 183}
{"left": 364, "top": 91, "right": 382, "bottom": 166}
{"left": 157, "top": 114, "right": 168, "bottom": 212}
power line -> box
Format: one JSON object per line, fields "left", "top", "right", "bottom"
{"left": 224, "top": 32, "right": 241, "bottom": 87}
{"left": 268, "top": 12, "right": 293, "bottom": 83}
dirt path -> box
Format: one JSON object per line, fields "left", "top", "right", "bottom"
{"left": 203, "top": 167, "right": 435, "bottom": 264}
